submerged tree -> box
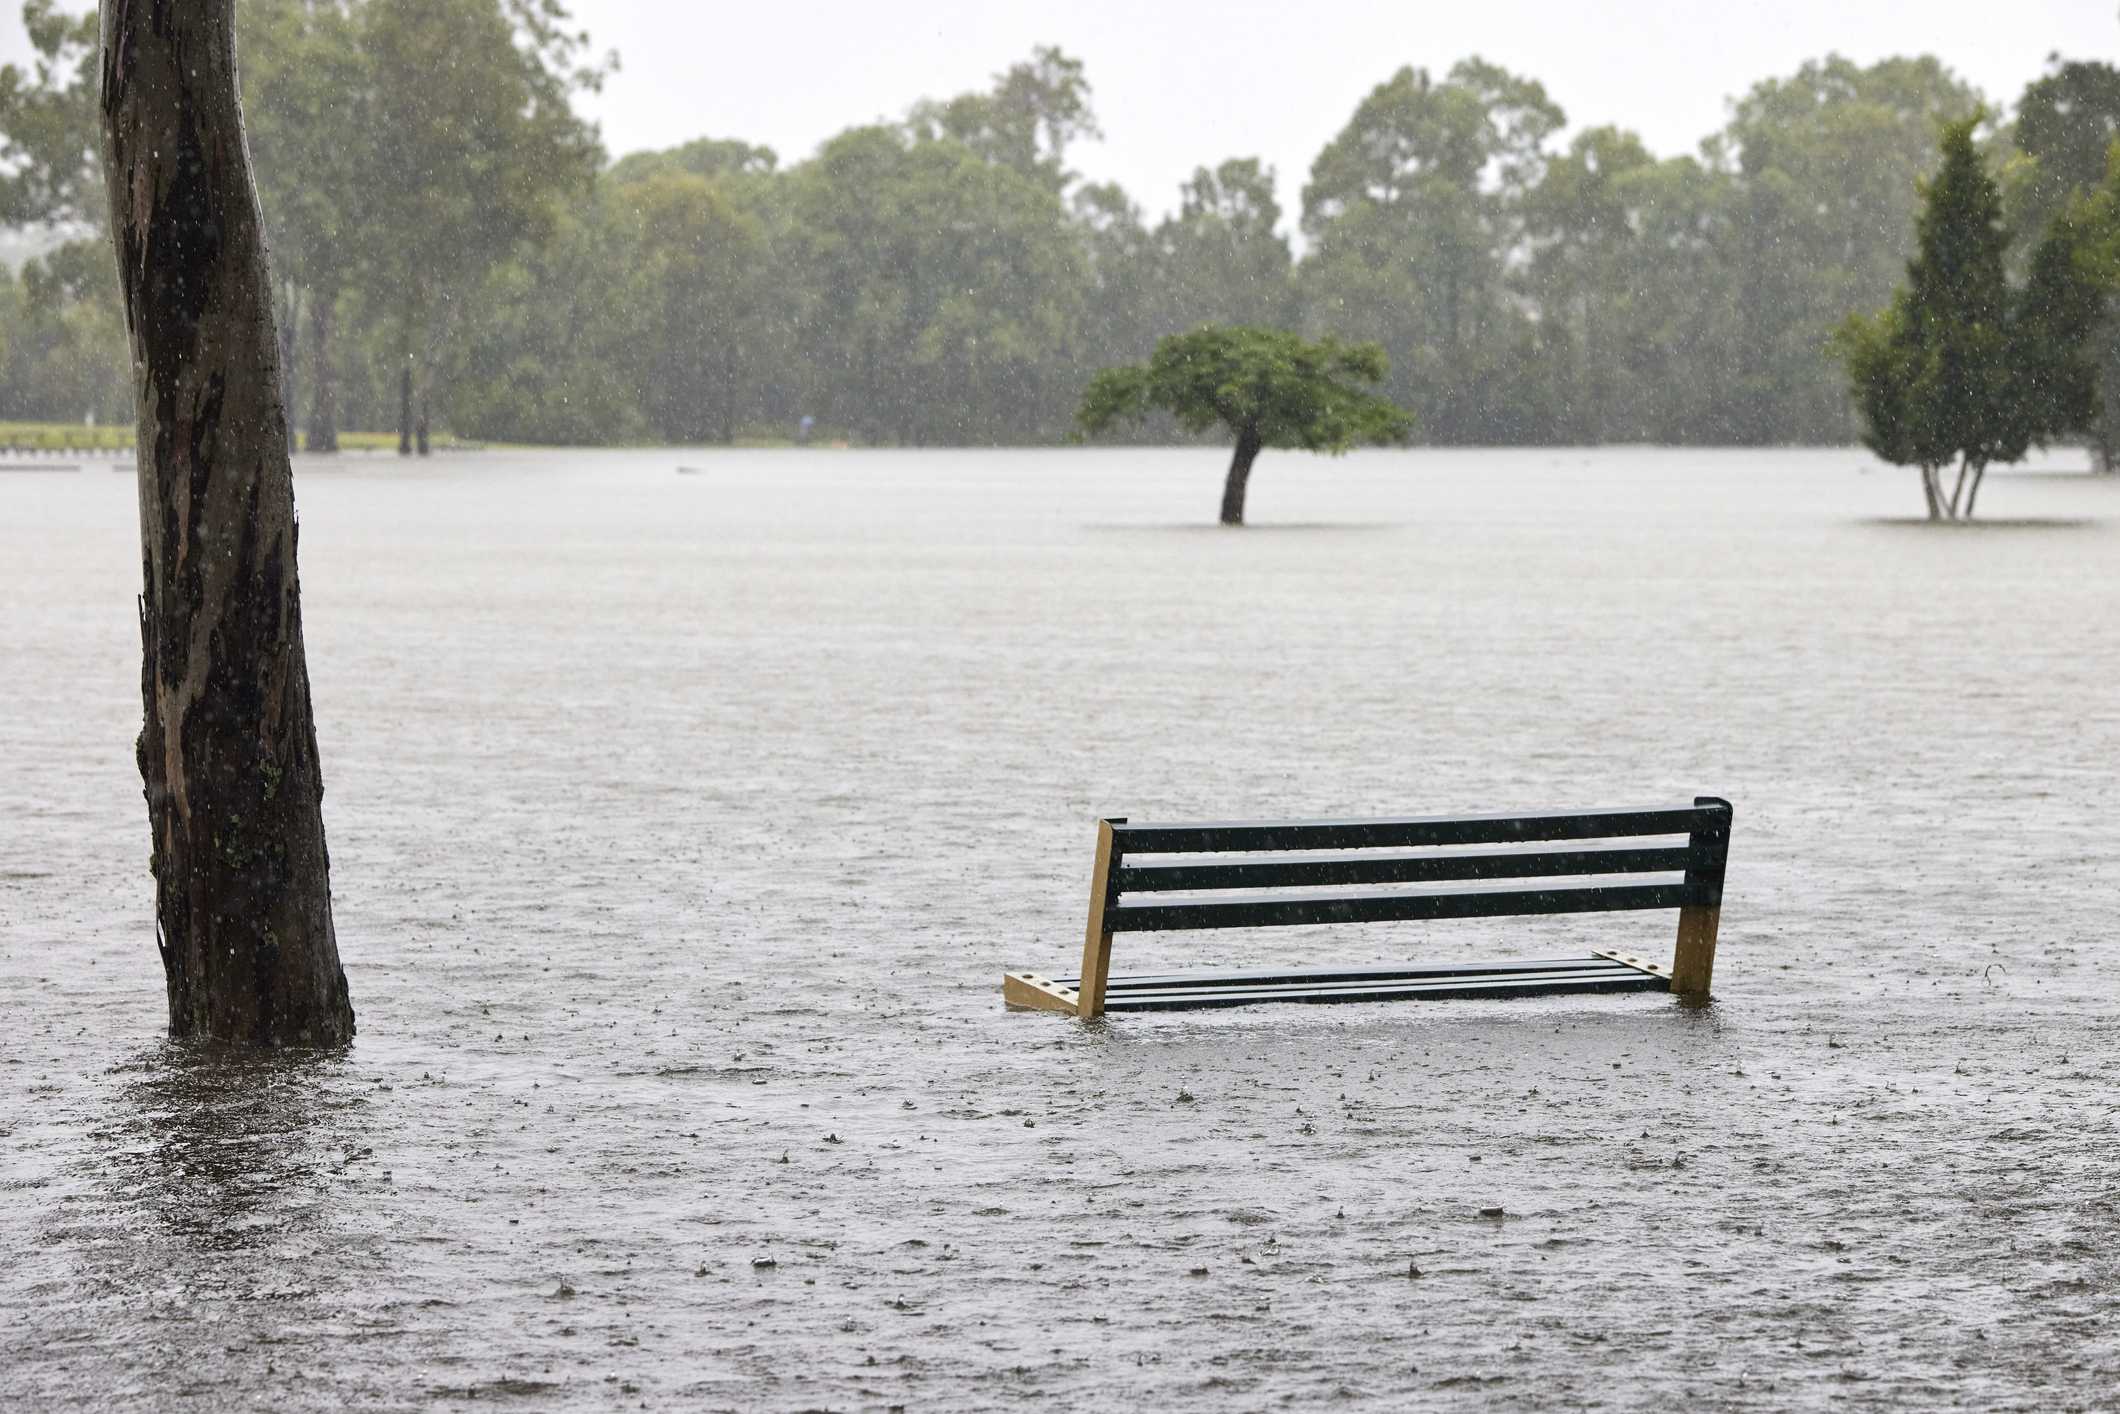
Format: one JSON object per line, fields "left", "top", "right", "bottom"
{"left": 243, "top": 0, "right": 367, "bottom": 454}
{"left": 1835, "top": 115, "right": 2099, "bottom": 520}
{"left": 1147, "top": 158, "right": 1295, "bottom": 334}
{"left": 904, "top": 45, "right": 1099, "bottom": 193}
{"left": 346, "top": 0, "right": 606, "bottom": 454}
{"left": 1299, "top": 59, "right": 1562, "bottom": 443}
{"left": 1715, "top": 56, "right": 1982, "bottom": 445}
{"left": 2013, "top": 58, "right": 2120, "bottom": 470}
{"left": 1076, "top": 325, "right": 1413, "bottom": 525}
{"left": 101, "top": 0, "right": 353, "bottom": 1043}
{"left": 2067, "top": 145, "right": 2120, "bottom": 411}
{"left": 620, "top": 167, "right": 771, "bottom": 443}
{"left": 0, "top": 0, "right": 100, "bottom": 230}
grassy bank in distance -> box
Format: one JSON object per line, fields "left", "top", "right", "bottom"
{"left": 332, "top": 430, "right": 482, "bottom": 452}
{"left": 0, "top": 420, "right": 862, "bottom": 454}
{"left": 0, "top": 422, "right": 133, "bottom": 453}
{"left": 1, "top": 422, "right": 481, "bottom": 454}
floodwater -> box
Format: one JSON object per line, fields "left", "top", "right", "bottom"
{"left": 3, "top": 446, "right": 2117, "bottom": 1411}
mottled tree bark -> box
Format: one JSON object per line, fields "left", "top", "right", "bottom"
{"left": 100, "top": 0, "right": 354, "bottom": 1045}
{"left": 1219, "top": 422, "right": 1262, "bottom": 526}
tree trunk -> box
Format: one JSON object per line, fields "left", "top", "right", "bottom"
{"left": 1946, "top": 459, "right": 1971, "bottom": 519}
{"left": 720, "top": 343, "right": 737, "bottom": 445}
{"left": 1962, "top": 460, "right": 1988, "bottom": 520}
{"left": 415, "top": 398, "right": 430, "bottom": 456}
{"left": 2095, "top": 316, "right": 2120, "bottom": 473}
{"left": 100, "top": 0, "right": 354, "bottom": 1046}
{"left": 279, "top": 280, "right": 299, "bottom": 456}
{"left": 305, "top": 291, "right": 338, "bottom": 452}
{"left": 1919, "top": 465, "right": 1942, "bottom": 521}
{"left": 1220, "top": 423, "right": 1262, "bottom": 526}
{"left": 397, "top": 365, "right": 413, "bottom": 456}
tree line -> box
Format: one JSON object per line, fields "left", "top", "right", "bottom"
{"left": 3, "top": 0, "right": 2118, "bottom": 453}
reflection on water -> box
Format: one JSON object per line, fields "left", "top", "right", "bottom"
{"left": 3, "top": 1044, "right": 381, "bottom": 1410}
{"left": 96, "top": 1044, "right": 362, "bottom": 1257}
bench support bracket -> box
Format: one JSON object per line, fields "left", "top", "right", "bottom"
{"left": 1002, "top": 972, "right": 1080, "bottom": 1014}
{"left": 1591, "top": 947, "right": 1672, "bottom": 982}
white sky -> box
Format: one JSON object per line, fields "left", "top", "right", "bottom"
{"left": 6, "top": 0, "right": 2116, "bottom": 219}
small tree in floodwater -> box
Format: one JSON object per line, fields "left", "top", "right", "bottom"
{"left": 1075, "top": 325, "right": 1414, "bottom": 525}
{"left": 1835, "top": 115, "right": 2100, "bottom": 521}
{"left": 101, "top": 0, "right": 354, "bottom": 1044}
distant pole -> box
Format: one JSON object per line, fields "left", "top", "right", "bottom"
{"left": 100, "top": 0, "right": 354, "bottom": 1045}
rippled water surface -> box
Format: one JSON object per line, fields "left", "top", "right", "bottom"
{"left": 4, "top": 447, "right": 2117, "bottom": 1410}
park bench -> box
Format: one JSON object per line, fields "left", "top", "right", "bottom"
{"left": 1003, "top": 797, "right": 1732, "bottom": 1017}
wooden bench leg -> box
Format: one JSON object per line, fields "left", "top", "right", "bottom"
{"left": 1074, "top": 819, "right": 1121, "bottom": 1019}
{"left": 1671, "top": 904, "right": 1719, "bottom": 998}
{"left": 1672, "top": 796, "right": 1731, "bottom": 999}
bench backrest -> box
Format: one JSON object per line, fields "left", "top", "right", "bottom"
{"left": 1075, "top": 796, "right": 1732, "bottom": 1016}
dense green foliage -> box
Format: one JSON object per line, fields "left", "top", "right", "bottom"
{"left": 1835, "top": 116, "right": 2101, "bottom": 519}
{"left": 0, "top": 0, "right": 605, "bottom": 441}
{"left": 0, "top": 0, "right": 96, "bottom": 228}
{"left": 2063, "top": 139, "right": 2120, "bottom": 355}
{"left": 2010, "top": 58, "right": 2120, "bottom": 469}
{"left": 2, "top": 13, "right": 2113, "bottom": 452}
{"left": 2012, "top": 59, "right": 2120, "bottom": 227}
{"left": 1078, "top": 325, "right": 1411, "bottom": 447}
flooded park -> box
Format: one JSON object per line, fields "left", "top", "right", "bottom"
{"left": 3, "top": 446, "right": 2116, "bottom": 1409}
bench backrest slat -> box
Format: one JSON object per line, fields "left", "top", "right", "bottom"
{"left": 1112, "top": 878, "right": 1691, "bottom": 933}
{"left": 1109, "top": 804, "right": 1718, "bottom": 854}
{"left": 1117, "top": 841, "right": 1691, "bottom": 893}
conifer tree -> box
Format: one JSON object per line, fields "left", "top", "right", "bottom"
{"left": 1837, "top": 114, "right": 2097, "bottom": 520}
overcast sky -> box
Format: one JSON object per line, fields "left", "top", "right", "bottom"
{"left": 6, "top": 0, "right": 2115, "bottom": 219}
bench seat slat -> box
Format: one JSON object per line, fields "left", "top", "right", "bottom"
{"left": 1111, "top": 878, "right": 1691, "bottom": 932}
{"left": 1110, "top": 967, "right": 1652, "bottom": 1000}
{"left": 1095, "top": 967, "right": 1669, "bottom": 1012}
{"left": 1111, "top": 804, "right": 1715, "bottom": 854}
{"left": 1058, "top": 955, "right": 1647, "bottom": 991}
{"left": 1117, "top": 842, "right": 1691, "bottom": 892}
